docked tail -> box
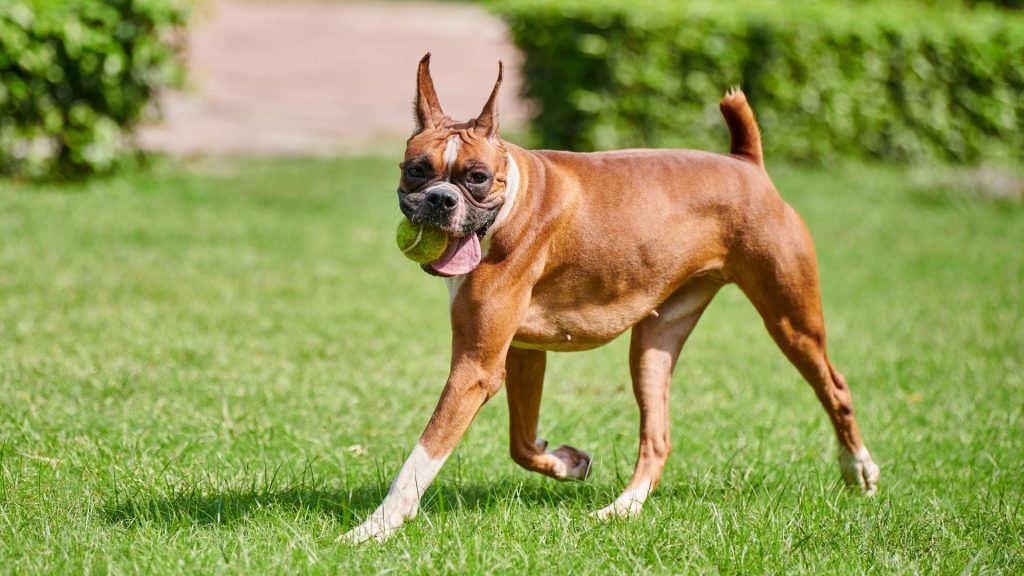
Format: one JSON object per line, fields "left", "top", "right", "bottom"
{"left": 719, "top": 87, "right": 763, "bottom": 167}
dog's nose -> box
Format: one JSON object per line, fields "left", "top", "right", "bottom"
{"left": 426, "top": 188, "right": 458, "bottom": 213}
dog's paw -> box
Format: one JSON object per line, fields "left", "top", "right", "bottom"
{"left": 839, "top": 445, "right": 880, "bottom": 496}
{"left": 591, "top": 499, "right": 644, "bottom": 521}
{"left": 337, "top": 509, "right": 405, "bottom": 544}
{"left": 591, "top": 480, "right": 652, "bottom": 521}
{"left": 547, "top": 444, "right": 591, "bottom": 481}
{"left": 338, "top": 517, "right": 396, "bottom": 544}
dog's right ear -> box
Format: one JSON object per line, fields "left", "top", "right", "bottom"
{"left": 414, "top": 53, "right": 446, "bottom": 133}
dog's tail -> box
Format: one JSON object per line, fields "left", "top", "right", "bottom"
{"left": 720, "top": 87, "right": 763, "bottom": 168}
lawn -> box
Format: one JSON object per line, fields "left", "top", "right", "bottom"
{"left": 0, "top": 156, "right": 1021, "bottom": 574}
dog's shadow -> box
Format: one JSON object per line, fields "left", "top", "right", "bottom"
{"left": 102, "top": 476, "right": 601, "bottom": 529}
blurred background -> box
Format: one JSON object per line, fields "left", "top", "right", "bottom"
{"left": 139, "top": 0, "right": 529, "bottom": 156}
{"left": 2, "top": 0, "right": 1022, "bottom": 176}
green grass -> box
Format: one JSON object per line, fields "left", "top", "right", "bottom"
{"left": 1, "top": 156, "right": 1022, "bottom": 574}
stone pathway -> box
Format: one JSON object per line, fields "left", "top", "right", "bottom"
{"left": 141, "top": 0, "right": 527, "bottom": 155}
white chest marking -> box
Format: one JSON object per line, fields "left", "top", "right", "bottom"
{"left": 481, "top": 152, "right": 520, "bottom": 257}
{"left": 446, "top": 275, "right": 466, "bottom": 309}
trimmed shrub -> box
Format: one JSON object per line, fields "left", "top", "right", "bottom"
{"left": 497, "top": 0, "right": 1024, "bottom": 163}
{"left": 969, "top": 0, "right": 1024, "bottom": 9}
{"left": 0, "top": 0, "right": 188, "bottom": 178}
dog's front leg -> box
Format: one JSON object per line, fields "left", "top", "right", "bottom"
{"left": 342, "top": 282, "right": 528, "bottom": 543}
{"left": 340, "top": 357, "right": 504, "bottom": 543}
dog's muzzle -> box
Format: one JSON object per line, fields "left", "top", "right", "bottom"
{"left": 418, "top": 183, "right": 460, "bottom": 226}
{"left": 405, "top": 181, "right": 501, "bottom": 239}
{"left": 425, "top": 186, "right": 458, "bottom": 215}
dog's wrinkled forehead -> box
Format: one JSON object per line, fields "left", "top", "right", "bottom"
{"left": 404, "top": 127, "right": 506, "bottom": 181}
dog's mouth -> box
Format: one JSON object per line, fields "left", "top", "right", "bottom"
{"left": 422, "top": 213, "right": 499, "bottom": 277}
{"left": 423, "top": 231, "right": 482, "bottom": 277}
{"left": 400, "top": 187, "right": 500, "bottom": 277}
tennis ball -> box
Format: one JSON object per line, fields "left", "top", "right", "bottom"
{"left": 396, "top": 218, "right": 449, "bottom": 263}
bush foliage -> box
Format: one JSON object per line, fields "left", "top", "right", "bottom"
{"left": 498, "top": 0, "right": 1024, "bottom": 163}
{"left": 0, "top": 0, "right": 188, "bottom": 178}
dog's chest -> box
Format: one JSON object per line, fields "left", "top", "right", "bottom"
{"left": 511, "top": 293, "right": 656, "bottom": 352}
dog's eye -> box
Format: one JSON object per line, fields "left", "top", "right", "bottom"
{"left": 468, "top": 171, "right": 490, "bottom": 185}
{"left": 405, "top": 165, "right": 426, "bottom": 179}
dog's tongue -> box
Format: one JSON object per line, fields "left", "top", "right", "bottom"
{"left": 430, "top": 233, "right": 481, "bottom": 277}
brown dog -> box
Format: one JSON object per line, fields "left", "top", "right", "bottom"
{"left": 343, "top": 54, "right": 879, "bottom": 542}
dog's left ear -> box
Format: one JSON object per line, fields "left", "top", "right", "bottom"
{"left": 473, "top": 61, "right": 503, "bottom": 139}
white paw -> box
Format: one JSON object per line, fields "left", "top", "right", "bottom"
{"left": 591, "top": 480, "right": 651, "bottom": 520}
{"left": 337, "top": 507, "right": 407, "bottom": 544}
{"left": 839, "top": 445, "right": 880, "bottom": 496}
{"left": 592, "top": 498, "right": 644, "bottom": 521}
{"left": 339, "top": 519, "right": 392, "bottom": 544}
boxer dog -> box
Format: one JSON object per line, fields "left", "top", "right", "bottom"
{"left": 343, "top": 54, "right": 880, "bottom": 542}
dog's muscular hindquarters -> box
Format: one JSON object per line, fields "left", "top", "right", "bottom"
{"left": 342, "top": 54, "right": 879, "bottom": 542}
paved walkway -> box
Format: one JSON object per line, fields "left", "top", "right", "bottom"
{"left": 141, "top": 0, "right": 527, "bottom": 155}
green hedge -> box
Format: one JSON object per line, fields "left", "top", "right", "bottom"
{"left": 497, "top": 0, "right": 1024, "bottom": 163}
{"left": 0, "top": 0, "right": 188, "bottom": 178}
{"left": 969, "top": 0, "right": 1024, "bottom": 9}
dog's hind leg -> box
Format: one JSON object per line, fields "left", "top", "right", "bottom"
{"left": 595, "top": 279, "right": 719, "bottom": 520}
{"left": 735, "top": 216, "right": 880, "bottom": 494}
{"left": 506, "top": 347, "right": 592, "bottom": 480}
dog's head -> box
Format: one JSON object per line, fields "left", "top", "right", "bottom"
{"left": 397, "top": 54, "right": 515, "bottom": 275}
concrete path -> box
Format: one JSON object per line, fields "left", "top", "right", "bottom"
{"left": 141, "top": 0, "right": 527, "bottom": 155}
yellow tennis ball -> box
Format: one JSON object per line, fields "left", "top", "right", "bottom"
{"left": 396, "top": 219, "right": 449, "bottom": 263}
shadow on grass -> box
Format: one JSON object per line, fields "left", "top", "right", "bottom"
{"left": 102, "top": 477, "right": 600, "bottom": 529}
{"left": 100, "top": 452, "right": 817, "bottom": 530}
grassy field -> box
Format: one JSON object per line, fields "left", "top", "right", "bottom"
{"left": 1, "top": 156, "right": 1021, "bottom": 574}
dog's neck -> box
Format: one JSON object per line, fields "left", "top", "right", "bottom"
{"left": 481, "top": 149, "right": 521, "bottom": 252}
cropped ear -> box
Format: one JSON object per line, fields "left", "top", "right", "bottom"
{"left": 473, "top": 61, "right": 503, "bottom": 139}
{"left": 415, "top": 53, "right": 446, "bottom": 132}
